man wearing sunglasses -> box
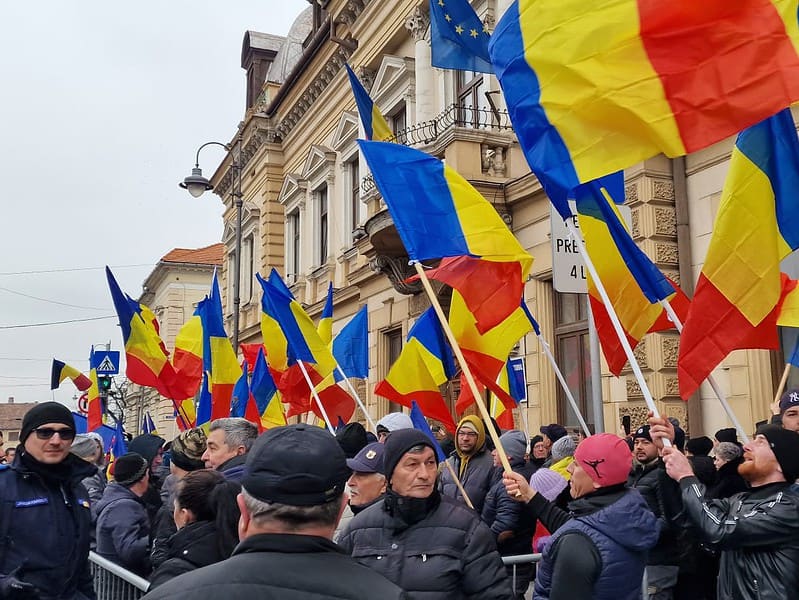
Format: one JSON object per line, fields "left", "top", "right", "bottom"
{"left": 0, "top": 401, "right": 97, "bottom": 599}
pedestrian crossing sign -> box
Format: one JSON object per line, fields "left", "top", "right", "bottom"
{"left": 91, "top": 350, "right": 120, "bottom": 375}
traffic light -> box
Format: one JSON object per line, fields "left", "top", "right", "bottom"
{"left": 98, "top": 376, "right": 113, "bottom": 393}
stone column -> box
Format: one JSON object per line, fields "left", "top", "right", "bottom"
{"left": 405, "top": 7, "right": 435, "bottom": 125}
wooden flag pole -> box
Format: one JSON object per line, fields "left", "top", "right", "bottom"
{"left": 659, "top": 299, "right": 750, "bottom": 443}
{"left": 412, "top": 262, "right": 515, "bottom": 474}
{"left": 536, "top": 333, "right": 591, "bottom": 437}
{"left": 443, "top": 460, "right": 474, "bottom": 509}
{"left": 773, "top": 363, "right": 791, "bottom": 407}
{"left": 564, "top": 220, "right": 672, "bottom": 447}
{"left": 335, "top": 365, "right": 378, "bottom": 431}
{"left": 297, "top": 360, "right": 336, "bottom": 435}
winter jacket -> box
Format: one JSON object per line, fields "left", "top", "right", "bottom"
{"left": 150, "top": 475, "right": 179, "bottom": 569}
{"left": 706, "top": 458, "right": 748, "bottom": 499}
{"left": 549, "top": 456, "right": 573, "bottom": 480}
{"left": 217, "top": 454, "right": 246, "bottom": 482}
{"left": 481, "top": 460, "right": 537, "bottom": 556}
{"left": 148, "top": 521, "right": 229, "bottom": 589}
{"left": 680, "top": 477, "right": 799, "bottom": 600}
{"left": 628, "top": 459, "right": 687, "bottom": 565}
{"left": 140, "top": 533, "right": 405, "bottom": 600}
{"left": 439, "top": 448, "right": 496, "bottom": 514}
{"left": 80, "top": 466, "right": 107, "bottom": 508}
{"left": 0, "top": 452, "right": 97, "bottom": 600}
{"left": 688, "top": 455, "right": 717, "bottom": 488}
{"left": 95, "top": 483, "right": 151, "bottom": 576}
{"left": 338, "top": 493, "right": 513, "bottom": 600}
{"left": 527, "top": 486, "right": 660, "bottom": 600}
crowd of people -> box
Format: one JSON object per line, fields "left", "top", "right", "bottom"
{"left": 1, "top": 394, "right": 799, "bottom": 599}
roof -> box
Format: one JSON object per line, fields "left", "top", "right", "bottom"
{"left": 0, "top": 402, "right": 39, "bottom": 431}
{"left": 160, "top": 243, "right": 224, "bottom": 266}
{"left": 267, "top": 6, "right": 313, "bottom": 84}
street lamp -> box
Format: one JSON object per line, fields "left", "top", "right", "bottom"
{"left": 180, "top": 136, "right": 244, "bottom": 349}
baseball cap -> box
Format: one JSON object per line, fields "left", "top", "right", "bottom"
{"left": 346, "top": 442, "right": 385, "bottom": 474}
{"left": 779, "top": 388, "right": 799, "bottom": 414}
{"left": 574, "top": 433, "right": 632, "bottom": 487}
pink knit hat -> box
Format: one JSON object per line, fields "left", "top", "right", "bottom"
{"left": 574, "top": 433, "right": 632, "bottom": 487}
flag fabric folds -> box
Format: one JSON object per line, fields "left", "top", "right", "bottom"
{"left": 318, "top": 282, "right": 334, "bottom": 346}
{"left": 251, "top": 348, "right": 287, "bottom": 429}
{"left": 230, "top": 362, "right": 250, "bottom": 419}
{"left": 332, "top": 306, "right": 369, "bottom": 380}
{"left": 788, "top": 335, "right": 799, "bottom": 369}
{"left": 489, "top": 0, "right": 799, "bottom": 216}
{"left": 375, "top": 308, "right": 457, "bottom": 433}
{"left": 429, "top": 0, "right": 493, "bottom": 74}
{"left": 489, "top": 365, "right": 516, "bottom": 431}
{"left": 410, "top": 400, "right": 447, "bottom": 462}
{"left": 256, "top": 272, "right": 292, "bottom": 373}
{"left": 678, "top": 109, "right": 799, "bottom": 398}
{"left": 345, "top": 64, "right": 394, "bottom": 141}
{"left": 51, "top": 359, "right": 92, "bottom": 391}
{"left": 87, "top": 348, "right": 102, "bottom": 432}
{"left": 141, "top": 412, "right": 157, "bottom": 435}
{"left": 574, "top": 178, "right": 690, "bottom": 375}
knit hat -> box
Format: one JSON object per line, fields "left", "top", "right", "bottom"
{"left": 128, "top": 433, "right": 166, "bottom": 467}
{"left": 20, "top": 402, "right": 74, "bottom": 444}
{"left": 633, "top": 425, "right": 652, "bottom": 442}
{"left": 170, "top": 428, "right": 207, "bottom": 472}
{"left": 498, "top": 430, "right": 528, "bottom": 461}
{"left": 346, "top": 442, "right": 385, "bottom": 474}
{"left": 714, "top": 428, "right": 738, "bottom": 445}
{"left": 383, "top": 428, "right": 436, "bottom": 482}
{"left": 551, "top": 435, "right": 575, "bottom": 461}
{"left": 574, "top": 433, "right": 632, "bottom": 487}
{"left": 779, "top": 388, "right": 799, "bottom": 413}
{"left": 336, "top": 422, "right": 368, "bottom": 459}
{"left": 242, "top": 424, "right": 350, "bottom": 506}
{"left": 530, "top": 435, "right": 543, "bottom": 447}
{"left": 529, "top": 467, "right": 568, "bottom": 502}
{"left": 714, "top": 441, "right": 742, "bottom": 463}
{"left": 376, "top": 413, "right": 414, "bottom": 435}
{"left": 685, "top": 436, "right": 713, "bottom": 457}
{"left": 70, "top": 433, "right": 103, "bottom": 460}
{"left": 540, "top": 424, "right": 568, "bottom": 443}
{"left": 756, "top": 424, "right": 799, "bottom": 482}
{"left": 114, "top": 453, "right": 149, "bottom": 486}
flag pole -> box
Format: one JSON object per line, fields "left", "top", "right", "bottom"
{"left": 564, "top": 220, "right": 672, "bottom": 447}
{"left": 412, "top": 262, "right": 515, "bottom": 474}
{"left": 335, "top": 365, "right": 378, "bottom": 431}
{"left": 659, "top": 299, "right": 750, "bottom": 443}
{"left": 443, "top": 460, "right": 474, "bottom": 509}
{"left": 773, "top": 363, "right": 791, "bottom": 407}
{"left": 297, "top": 360, "right": 336, "bottom": 434}
{"left": 536, "top": 333, "right": 591, "bottom": 437}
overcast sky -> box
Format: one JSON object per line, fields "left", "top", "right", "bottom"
{"left": 0, "top": 1, "right": 307, "bottom": 409}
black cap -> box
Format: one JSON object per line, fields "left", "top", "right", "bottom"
{"left": 114, "top": 453, "right": 149, "bottom": 487}
{"left": 685, "top": 436, "right": 713, "bottom": 457}
{"left": 20, "top": 402, "right": 74, "bottom": 445}
{"left": 540, "top": 424, "right": 567, "bottom": 442}
{"left": 715, "top": 428, "right": 738, "bottom": 444}
{"left": 757, "top": 424, "right": 799, "bottom": 482}
{"left": 242, "top": 424, "right": 350, "bottom": 507}
{"left": 346, "top": 442, "right": 385, "bottom": 474}
{"left": 128, "top": 434, "right": 166, "bottom": 466}
{"left": 335, "top": 422, "right": 368, "bottom": 459}
{"left": 383, "top": 429, "right": 436, "bottom": 482}
{"left": 633, "top": 425, "right": 652, "bottom": 441}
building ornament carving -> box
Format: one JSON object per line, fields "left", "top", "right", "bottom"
{"left": 655, "top": 242, "right": 679, "bottom": 265}
{"left": 662, "top": 337, "right": 679, "bottom": 368}
{"left": 654, "top": 207, "right": 677, "bottom": 236}
{"left": 652, "top": 179, "right": 675, "bottom": 202}
{"left": 481, "top": 144, "right": 507, "bottom": 177}
{"left": 369, "top": 255, "right": 423, "bottom": 295}
{"left": 625, "top": 183, "right": 639, "bottom": 203}
{"left": 404, "top": 6, "right": 430, "bottom": 42}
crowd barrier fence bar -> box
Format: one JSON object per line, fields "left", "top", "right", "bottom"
{"left": 89, "top": 552, "right": 149, "bottom": 600}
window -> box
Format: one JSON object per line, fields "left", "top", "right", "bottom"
{"left": 554, "top": 292, "right": 595, "bottom": 428}
{"left": 386, "top": 329, "right": 404, "bottom": 413}
{"left": 8, "top": 431, "right": 18, "bottom": 442}
{"left": 240, "top": 235, "right": 253, "bottom": 303}
{"left": 288, "top": 210, "right": 300, "bottom": 283}
{"left": 456, "top": 70, "right": 487, "bottom": 128}
{"left": 389, "top": 103, "right": 407, "bottom": 143}
{"left": 316, "top": 184, "right": 328, "bottom": 265}
{"left": 348, "top": 157, "right": 360, "bottom": 236}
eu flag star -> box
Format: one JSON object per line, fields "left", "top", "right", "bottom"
{"left": 445, "top": 13, "right": 452, "bottom": 21}
{"left": 438, "top": 0, "right": 445, "bottom": 5}
{"left": 482, "top": 24, "right": 490, "bottom": 33}
{"left": 470, "top": 28, "right": 478, "bottom": 38}
{"left": 455, "top": 24, "right": 464, "bottom": 34}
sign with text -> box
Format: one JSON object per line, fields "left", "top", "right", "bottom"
{"left": 551, "top": 201, "right": 632, "bottom": 294}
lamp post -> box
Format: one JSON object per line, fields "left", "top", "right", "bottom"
{"left": 179, "top": 136, "right": 244, "bottom": 349}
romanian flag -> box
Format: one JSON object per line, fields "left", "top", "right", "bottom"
{"left": 489, "top": 358, "right": 527, "bottom": 430}
{"left": 345, "top": 63, "right": 394, "bottom": 141}
{"left": 230, "top": 361, "right": 250, "bottom": 419}
{"left": 141, "top": 412, "right": 157, "bottom": 435}
{"left": 449, "top": 291, "right": 534, "bottom": 410}
{"left": 359, "top": 140, "right": 533, "bottom": 332}
{"left": 251, "top": 348, "right": 287, "bottom": 429}
{"left": 313, "top": 373, "right": 357, "bottom": 425}
{"left": 318, "top": 282, "right": 334, "bottom": 346}
{"left": 196, "top": 273, "right": 242, "bottom": 423}
{"left": 489, "top": 368, "right": 515, "bottom": 431}
{"left": 574, "top": 177, "right": 690, "bottom": 376}
{"left": 455, "top": 370, "right": 486, "bottom": 415}
{"left": 87, "top": 348, "right": 103, "bottom": 431}
{"left": 195, "top": 373, "right": 213, "bottom": 429}
{"left": 51, "top": 359, "right": 91, "bottom": 392}
{"left": 410, "top": 400, "right": 448, "bottom": 462}
{"left": 429, "top": 0, "right": 493, "bottom": 74}
{"left": 172, "top": 315, "right": 203, "bottom": 395}
{"left": 489, "top": 0, "right": 799, "bottom": 215}
{"left": 332, "top": 305, "right": 369, "bottom": 380}
{"left": 375, "top": 308, "right": 457, "bottom": 433}
{"left": 678, "top": 109, "right": 799, "bottom": 398}
{"left": 256, "top": 271, "right": 291, "bottom": 373}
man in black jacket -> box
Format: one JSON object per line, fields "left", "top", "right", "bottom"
{"left": 438, "top": 415, "right": 496, "bottom": 513}
{"left": 0, "top": 402, "right": 97, "bottom": 599}
{"left": 339, "top": 429, "right": 512, "bottom": 600}
{"left": 142, "top": 424, "right": 404, "bottom": 600}
{"left": 655, "top": 418, "right": 799, "bottom": 600}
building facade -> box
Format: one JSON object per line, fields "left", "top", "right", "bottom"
{"left": 205, "top": 0, "right": 790, "bottom": 437}
{"left": 0, "top": 400, "right": 38, "bottom": 449}
{"left": 123, "top": 244, "right": 222, "bottom": 440}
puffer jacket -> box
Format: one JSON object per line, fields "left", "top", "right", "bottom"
{"left": 80, "top": 466, "right": 107, "bottom": 507}
{"left": 439, "top": 449, "right": 496, "bottom": 514}
{"left": 481, "top": 460, "right": 536, "bottom": 556}
{"left": 680, "top": 477, "right": 799, "bottom": 600}
{"left": 95, "top": 483, "right": 151, "bottom": 576}
{"left": 338, "top": 493, "right": 512, "bottom": 600}
{"left": 148, "top": 521, "right": 228, "bottom": 589}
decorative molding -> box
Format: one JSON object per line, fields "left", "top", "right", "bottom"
{"left": 301, "top": 145, "right": 337, "bottom": 181}
{"left": 331, "top": 111, "right": 359, "bottom": 150}
{"left": 652, "top": 179, "right": 675, "bottom": 202}
{"left": 664, "top": 377, "right": 680, "bottom": 397}
{"left": 337, "top": 0, "right": 369, "bottom": 27}
{"left": 631, "top": 208, "right": 641, "bottom": 238}
{"left": 662, "top": 337, "right": 679, "bottom": 368}
{"left": 626, "top": 377, "right": 643, "bottom": 398}
{"left": 655, "top": 241, "right": 679, "bottom": 265}
{"left": 654, "top": 206, "right": 677, "bottom": 236}
{"left": 618, "top": 404, "right": 650, "bottom": 431}
{"left": 633, "top": 338, "right": 648, "bottom": 370}
{"left": 409, "top": 292, "right": 431, "bottom": 316}
{"left": 625, "top": 182, "right": 639, "bottom": 204}
{"left": 480, "top": 144, "right": 507, "bottom": 177}
{"left": 277, "top": 174, "right": 308, "bottom": 208}
{"left": 356, "top": 66, "right": 376, "bottom": 92}
{"left": 404, "top": 6, "right": 430, "bottom": 43}
{"left": 369, "top": 255, "right": 423, "bottom": 295}
{"left": 215, "top": 123, "right": 278, "bottom": 197}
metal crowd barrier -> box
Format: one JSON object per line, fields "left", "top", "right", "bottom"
{"left": 502, "top": 553, "right": 542, "bottom": 597}
{"left": 89, "top": 552, "right": 149, "bottom": 600}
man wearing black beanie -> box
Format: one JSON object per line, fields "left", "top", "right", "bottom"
{"left": 0, "top": 401, "right": 97, "bottom": 599}
{"left": 338, "top": 428, "right": 513, "bottom": 599}
{"left": 654, "top": 417, "right": 799, "bottom": 600}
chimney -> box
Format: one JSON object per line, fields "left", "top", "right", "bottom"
{"left": 7, "top": 396, "right": 14, "bottom": 404}
{"left": 241, "top": 31, "right": 282, "bottom": 110}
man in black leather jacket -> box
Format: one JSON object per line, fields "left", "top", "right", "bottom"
{"left": 654, "top": 418, "right": 799, "bottom": 600}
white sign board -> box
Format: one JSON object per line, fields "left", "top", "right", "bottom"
{"left": 551, "top": 201, "right": 632, "bottom": 294}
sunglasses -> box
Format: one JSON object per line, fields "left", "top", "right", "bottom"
{"left": 33, "top": 427, "right": 76, "bottom": 441}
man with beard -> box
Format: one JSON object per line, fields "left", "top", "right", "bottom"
{"left": 653, "top": 417, "right": 799, "bottom": 600}
{"left": 439, "top": 415, "right": 495, "bottom": 513}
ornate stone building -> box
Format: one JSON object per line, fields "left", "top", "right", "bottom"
{"left": 205, "top": 0, "right": 790, "bottom": 437}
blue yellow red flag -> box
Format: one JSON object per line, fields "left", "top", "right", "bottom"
{"left": 318, "top": 282, "right": 334, "bottom": 346}
{"left": 332, "top": 306, "right": 369, "bottom": 380}
{"left": 87, "top": 347, "right": 102, "bottom": 431}
{"left": 251, "top": 347, "right": 287, "bottom": 429}
{"left": 345, "top": 64, "right": 394, "bottom": 141}
{"left": 410, "top": 400, "right": 447, "bottom": 462}
{"left": 429, "top": 0, "right": 493, "bottom": 74}
{"left": 230, "top": 362, "right": 249, "bottom": 419}
{"left": 51, "top": 359, "right": 92, "bottom": 392}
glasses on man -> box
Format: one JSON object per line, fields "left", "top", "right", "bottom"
{"left": 32, "top": 427, "right": 76, "bottom": 441}
{"left": 457, "top": 431, "right": 478, "bottom": 438}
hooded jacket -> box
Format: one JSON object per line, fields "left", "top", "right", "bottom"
{"left": 438, "top": 416, "right": 496, "bottom": 513}
{"left": 95, "top": 482, "right": 151, "bottom": 576}
{"left": 679, "top": 477, "right": 799, "bottom": 600}
{"left": 531, "top": 487, "right": 660, "bottom": 600}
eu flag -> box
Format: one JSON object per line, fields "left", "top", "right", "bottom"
{"left": 430, "top": 0, "right": 493, "bottom": 74}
